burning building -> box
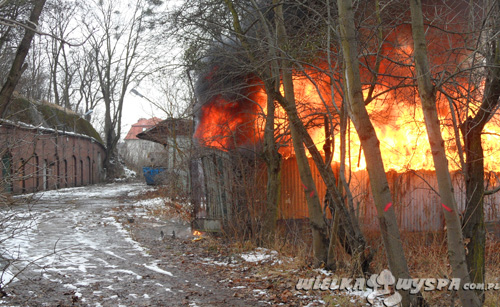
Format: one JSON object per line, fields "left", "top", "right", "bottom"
{"left": 190, "top": 0, "right": 500, "bottom": 234}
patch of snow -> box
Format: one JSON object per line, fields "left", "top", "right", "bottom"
{"left": 42, "top": 273, "right": 62, "bottom": 283}
{"left": 103, "top": 250, "right": 127, "bottom": 261}
{"left": 134, "top": 197, "right": 165, "bottom": 208}
{"left": 17, "top": 182, "right": 147, "bottom": 202}
{"left": 316, "top": 268, "right": 333, "bottom": 276}
{"left": 0, "top": 269, "right": 15, "bottom": 288}
{"left": 304, "top": 300, "right": 326, "bottom": 307}
{"left": 126, "top": 185, "right": 155, "bottom": 197}
{"left": 206, "top": 260, "right": 233, "bottom": 266}
{"left": 63, "top": 284, "right": 77, "bottom": 290}
{"left": 253, "top": 289, "right": 267, "bottom": 296}
{"left": 108, "top": 269, "right": 143, "bottom": 280}
{"left": 143, "top": 262, "right": 173, "bottom": 276}
{"left": 124, "top": 166, "right": 137, "bottom": 178}
{"left": 0, "top": 118, "right": 102, "bottom": 146}
{"left": 240, "top": 247, "right": 278, "bottom": 263}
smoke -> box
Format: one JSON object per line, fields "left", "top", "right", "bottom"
{"left": 193, "top": 43, "right": 265, "bottom": 150}
{"left": 192, "top": 0, "right": 333, "bottom": 150}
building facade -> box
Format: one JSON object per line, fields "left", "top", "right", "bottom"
{"left": 121, "top": 117, "right": 165, "bottom": 172}
{"left": 1, "top": 121, "right": 105, "bottom": 194}
{"left": 1, "top": 98, "right": 106, "bottom": 194}
{"left": 136, "top": 118, "right": 193, "bottom": 190}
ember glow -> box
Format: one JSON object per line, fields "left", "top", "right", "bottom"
{"left": 194, "top": 28, "right": 500, "bottom": 172}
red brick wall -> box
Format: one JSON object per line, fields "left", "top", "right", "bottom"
{"left": 0, "top": 123, "right": 105, "bottom": 194}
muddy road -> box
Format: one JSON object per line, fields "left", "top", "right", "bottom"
{"left": 0, "top": 183, "right": 270, "bottom": 306}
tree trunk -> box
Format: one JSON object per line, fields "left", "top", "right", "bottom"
{"left": 273, "top": 89, "right": 371, "bottom": 272}
{"left": 285, "top": 97, "right": 329, "bottom": 266}
{"left": 262, "top": 87, "right": 282, "bottom": 242}
{"left": 103, "top": 99, "right": 120, "bottom": 178}
{"left": 0, "top": 0, "right": 47, "bottom": 117}
{"left": 274, "top": 1, "right": 329, "bottom": 266}
{"left": 461, "top": 124, "right": 486, "bottom": 300}
{"left": 460, "top": 1, "right": 500, "bottom": 301}
{"left": 410, "top": 0, "right": 480, "bottom": 305}
{"left": 269, "top": 0, "right": 372, "bottom": 274}
{"left": 227, "top": 0, "right": 368, "bottom": 267}
{"left": 338, "top": 0, "right": 426, "bottom": 305}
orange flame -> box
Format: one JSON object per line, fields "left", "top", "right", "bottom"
{"left": 194, "top": 76, "right": 500, "bottom": 172}
{"left": 194, "top": 27, "right": 500, "bottom": 172}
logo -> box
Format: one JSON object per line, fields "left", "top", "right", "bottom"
{"left": 366, "top": 269, "right": 401, "bottom": 306}
{"left": 295, "top": 269, "right": 499, "bottom": 306}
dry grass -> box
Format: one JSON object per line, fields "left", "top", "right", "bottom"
{"left": 128, "top": 185, "right": 192, "bottom": 222}
{"left": 147, "top": 200, "right": 192, "bottom": 222}
{"left": 257, "top": 227, "right": 500, "bottom": 306}
{"left": 323, "top": 293, "right": 368, "bottom": 306}
{"left": 138, "top": 185, "right": 500, "bottom": 306}
{"left": 364, "top": 231, "right": 500, "bottom": 306}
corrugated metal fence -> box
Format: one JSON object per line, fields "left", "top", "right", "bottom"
{"left": 193, "top": 151, "right": 500, "bottom": 232}
{"left": 278, "top": 158, "right": 500, "bottom": 231}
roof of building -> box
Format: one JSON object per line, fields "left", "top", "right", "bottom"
{"left": 2, "top": 96, "right": 103, "bottom": 143}
{"left": 124, "top": 117, "right": 163, "bottom": 140}
{"left": 136, "top": 118, "right": 193, "bottom": 145}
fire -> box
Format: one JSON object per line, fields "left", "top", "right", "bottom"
{"left": 194, "top": 76, "right": 500, "bottom": 172}
{"left": 194, "top": 27, "right": 500, "bottom": 172}
{"left": 193, "top": 95, "right": 256, "bottom": 149}
{"left": 192, "top": 230, "right": 203, "bottom": 236}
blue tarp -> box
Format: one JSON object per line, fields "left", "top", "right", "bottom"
{"left": 142, "top": 167, "right": 166, "bottom": 185}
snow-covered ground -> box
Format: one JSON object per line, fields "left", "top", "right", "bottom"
{"left": 0, "top": 182, "right": 385, "bottom": 306}
{"left": 0, "top": 182, "right": 190, "bottom": 306}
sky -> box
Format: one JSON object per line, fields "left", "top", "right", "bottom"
{"left": 88, "top": 0, "right": 188, "bottom": 141}
{"left": 121, "top": 0, "right": 191, "bottom": 140}
{"left": 36, "top": 0, "right": 188, "bottom": 141}
{"left": 121, "top": 89, "right": 165, "bottom": 139}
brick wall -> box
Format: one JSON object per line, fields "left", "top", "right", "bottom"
{"left": 0, "top": 123, "right": 105, "bottom": 194}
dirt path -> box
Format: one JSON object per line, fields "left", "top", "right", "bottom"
{"left": 0, "top": 183, "right": 272, "bottom": 306}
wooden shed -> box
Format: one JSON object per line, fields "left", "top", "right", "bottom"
{"left": 191, "top": 148, "right": 500, "bottom": 233}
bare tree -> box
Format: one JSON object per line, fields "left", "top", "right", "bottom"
{"left": 44, "top": 0, "right": 81, "bottom": 109}
{"left": 17, "top": 34, "right": 49, "bottom": 101}
{"left": 410, "top": 0, "right": 481, "bottom": 305}
{"left": 83, "top": 0, "right": 159, "bottom": 177}
{"left": 214, "top": 0, "right": 374, "bottom": 268}
{"left": 0, "top": 0, "right": 47, "bottom": 117}
{"left": 0, "top": 0, "right": 33, "bottom": 83}
{"left": 73, "top": 46, "right": 101, "bottom": 116}
{"left": 457, "top": 0, "right": 500, "bottom": 298}
{"left": 336, "top": 0, "right": 426, "bottom": 305}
